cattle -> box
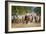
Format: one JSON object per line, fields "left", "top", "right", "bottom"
{"left": 17, "top": 15, "right": 23, "bottom": 24}
{"left": 29, "top": 15, "right": 33, "bottom": 22}
{"left": 12, "top": 16, "right": 15, "bottom": 23}
{"left": 12, "top": 15, "right": 18, "bottom": 23}
{"left": 12, "top": 14, "right": 41, "bottom": 24}
{"left": 24, "top": 15, "right": 33, "bottom": 24}
{"left": 34, "top": 15, "right": 40, "bottom": 23}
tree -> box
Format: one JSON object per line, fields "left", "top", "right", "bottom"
{"left": 34, "top": 7, "right": 41, "bottom": 16}
{"left": 12, "top": 6, "right": 32, "bottom": 15}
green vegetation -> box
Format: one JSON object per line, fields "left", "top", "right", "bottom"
{"left": 34, "top": 7, "right": 41, "bottom": 16}
{"left": 12, "top": 6, "right": 32, "bottom": 16}
{"left": 12, "top": 6, "right": 41, "bottom": 16}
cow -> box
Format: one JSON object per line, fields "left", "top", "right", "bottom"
{"left": 12, "top": 15, "right": 18, "bottom": 23}
{"left": 35, "top": 15, "right": 40, "bottom": 23}
{"left": 24, "top": 15, "right": 33, "bottom": 24}
{"left": 12, "top": 16, "right": 15, "bottom": 23}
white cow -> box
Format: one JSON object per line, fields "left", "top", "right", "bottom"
{"left": 12, "top": 15, "right": 18, "bottom": 23}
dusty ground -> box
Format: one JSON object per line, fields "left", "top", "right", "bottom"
{"left": 12, "top": 22, "right": 41, "bottom": 28}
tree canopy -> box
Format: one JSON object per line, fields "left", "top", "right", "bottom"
{"left": 34, "top": 7, "right": 41, "bottom": 16}
{"left": 12, "top": 6, "right": 41, "bottom": 16}
{"left": 12, "top": 6, "right": 32, "bottom": 16}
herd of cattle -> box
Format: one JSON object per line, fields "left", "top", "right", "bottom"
{"left": 12, "top": 14, "right": 41, "bottom": 24}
